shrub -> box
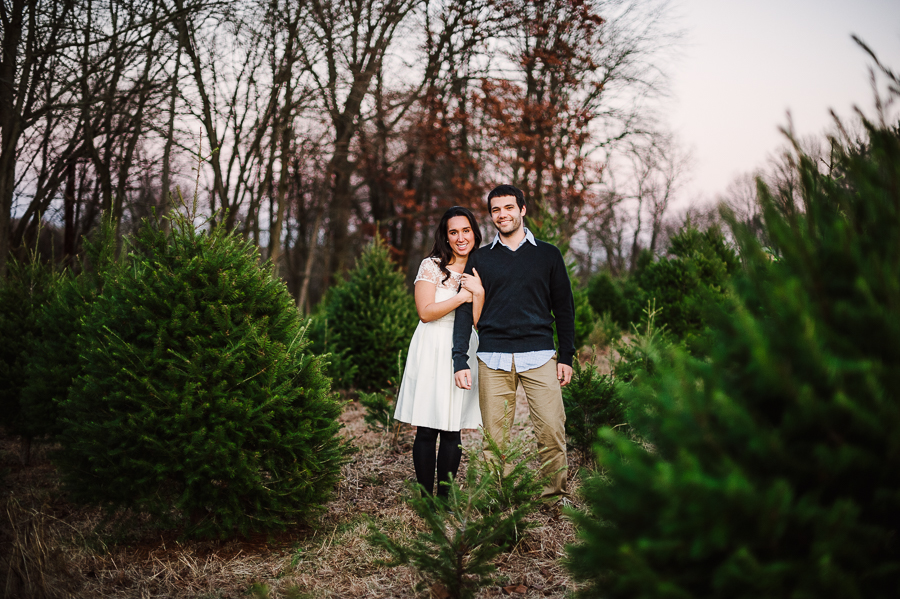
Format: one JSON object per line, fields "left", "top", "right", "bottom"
{"left": 566, "top": 111, "right": 900, "bottom": 597}
{"left": 320, "top": 237, "right": 417, "bottom": 391}
{"left": 56, "top": 215, "right": 350, "bottom": 538}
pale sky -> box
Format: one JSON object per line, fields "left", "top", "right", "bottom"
{"left": 668, "top": 0, "right": 900, "bottom": 205}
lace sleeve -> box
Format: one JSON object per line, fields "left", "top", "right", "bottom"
{"left": 414, "top": 258, "right": 442, "bottom": 285}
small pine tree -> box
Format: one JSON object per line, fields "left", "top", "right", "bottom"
{"left": 610, "top": 299, "right": 669, "bottom": 385}
{"left": 0, "top": 252, "right": 60, "bottom": 461}
{"left": 304, "top": 300, "right": 358, "bottom": 390}
{"left": 18, "top": 218, "right": 117, "bottom": 443}
{"left": 357, "top": 351, "right": 403, "bottom": 444}
{"left": 322, "top": 237, "right": 417, "bottom": 391}
{"left": 561, "top": 361, "right": 622, "bottom": 465}
{"left": 369, "top": 430, "right": 546, "bottom": 599}
{"left": 633, "top": 224, "right": 739, "bottom": 345}
{"left": 586, "top": 272, "right": 630, "bottom": 329}
{"left": 566, "top": 109, "right": 900, "bottom": 596}
{"left": 56, "top": 213, "right": 350, "bottom": 538}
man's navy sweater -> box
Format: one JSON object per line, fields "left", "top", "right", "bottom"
{"left": 452, "top": 238, "right": 576, "bottom": 372}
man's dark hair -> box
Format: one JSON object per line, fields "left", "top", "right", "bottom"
{"left": 487, "top": 184, "right": 525, "bottom": 211}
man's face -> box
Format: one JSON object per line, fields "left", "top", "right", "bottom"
{"left": 489, "top": 195, "right": 526, "bottom": 236}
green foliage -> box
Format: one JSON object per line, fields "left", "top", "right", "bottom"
{"left": 357, "top": 390, "right": 394, "bottom": 432}
{"left": 595, "top": 310, "right": 624, "bottom": 347}
{"left": 369, "top": 430, "right": 546, "bottom": 599}
{"left": 57, "top": 214, "right": 350, "bottom": 538}
{"left": 357, "top": 351, "right": 403, "bottom": 439}
{"left": 610, "top": 299, "right": 669, "bottom": 385}
{"left": 18, "top": 218, "right": 117, "bottom": 442}
{"left": 632, "top": 225, "right": 739, "bottom": 345}
{"left": 566, "top": 115, "right": 900, "bottom": 597}
{"left": 586, "top": 272, "right": 630, "bottom": 328}
{"left": 561, "top": 361, "right": 622, "bottom": 465}
{"left": 571, "top": 286, "right": 598, "bottom": 351}
{"left": 0, "top": 254, "right": 60, "bottom": 444}
{"left": 304, "top": 302, "right": 358, "bottom": 390}
{"left": 319, "top": 237, "right": 417, "bottom": 391}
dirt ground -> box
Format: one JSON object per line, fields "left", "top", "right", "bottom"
{"left": 1, "top": 385, "right": 588, "bottom": 598}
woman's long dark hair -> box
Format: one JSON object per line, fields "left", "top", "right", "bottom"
{"left": 428, "top": 206, "right": 483, "bottom": 283}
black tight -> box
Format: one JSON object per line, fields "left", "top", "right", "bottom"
{"left": 412, "top": 427, "right": 462, "bottom": 498}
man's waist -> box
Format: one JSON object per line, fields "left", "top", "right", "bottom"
{"left": 474, "top": 334, "right": 556, "bottom": 354}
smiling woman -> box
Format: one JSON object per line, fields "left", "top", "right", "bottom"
{"left": 392, "top": 206, "right": 484, "bottom": 502}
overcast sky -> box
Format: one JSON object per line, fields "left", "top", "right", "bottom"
{"left": 667, "top": 0, "right": 900, "bottom": 206}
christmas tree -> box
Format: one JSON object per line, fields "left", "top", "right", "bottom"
{"left": 57, "top": 213, "right": 350, "bottom": 538}
{"left": 19, "top": 217, "right": 117, "bottom": 443}
{"left": 566, "top": 111, "right": 900, "bottom": 595}
{"left": 320, "top": 236, "right": 417, "bottom": 391}
{"left": 0, "top": 250, "right": 60, "bottom": 462}
{"left": 631, "top": 224, "right": 739, "bottom": 345}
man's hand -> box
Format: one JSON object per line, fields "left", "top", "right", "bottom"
{"left": 557, "top": 363, "right": 573, "bottom": 387}
{"left": 455, "top": 369, "right": 473, "bottom": 390}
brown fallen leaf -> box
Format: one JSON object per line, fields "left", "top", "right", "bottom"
{"left": 431, "top": 582, "right": 451, "bottom": 599}
{"left": 502, "top": 584, "right": 528, "bottom": 594}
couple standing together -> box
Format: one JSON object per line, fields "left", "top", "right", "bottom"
{"left": 393, "top": 184, "right": 575, "bottom": 504}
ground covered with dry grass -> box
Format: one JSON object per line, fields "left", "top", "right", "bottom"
{"left": 1, "top": 387, "right": 586, "bottom": 598}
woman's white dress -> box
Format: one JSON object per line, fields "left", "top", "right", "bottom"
{"left": 394, "top": 258, "right": 482, "bottom": 431}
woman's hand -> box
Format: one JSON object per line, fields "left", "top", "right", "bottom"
{"left": 457, "top": 287, "right": 474, "bottom": 303}
{"left": 461, "top": 269, "right": 484, "bottom": 298}
{"left": 464, "top": 269, "right": 485, "bottom": 327}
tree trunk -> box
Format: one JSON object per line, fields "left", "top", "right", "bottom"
{"left": 298, "top": 210, "right": 323, "bottom": 313}
{"left": 160, "top": 44, "right": 183, "bottom": 230}
{"left": 64, "top": 159, "right": 76, "bottom": 257}
{"left": 0, "top": 0, "right": 25, "bottom": 276}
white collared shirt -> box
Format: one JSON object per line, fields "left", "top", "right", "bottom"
{"left": 477, "top": 227, "right": 556, "bottom": 373}
{"left": 489, "top": 227, "right": 537, "bottom": 250}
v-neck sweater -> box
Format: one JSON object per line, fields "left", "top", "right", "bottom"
{"left": 452, "top": 239, "right": 576, "bottom": 372}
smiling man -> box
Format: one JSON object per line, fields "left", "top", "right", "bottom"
{"left": 452, "top": 184, "right": 575, "bottom": 501}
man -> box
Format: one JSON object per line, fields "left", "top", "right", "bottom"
{"left": 452, "top": 184, "right": 575, "bottom": 500}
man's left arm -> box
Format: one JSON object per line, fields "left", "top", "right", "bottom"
{"left": 549, "top": 249, "right": 576, "bottom": 386}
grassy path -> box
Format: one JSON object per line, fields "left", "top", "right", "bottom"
{"left": 1, "top": 389, "right": 583, "bottom": 598}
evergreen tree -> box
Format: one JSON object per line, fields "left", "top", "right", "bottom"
{"left": 586, "top": 271, "right": 630, "bottom": 329}
{"left": 566, "top": 113, "right": 900, "bottom": 597}
{"left": 369, "top": 430, "right": 546, "bottom": 599}
{"left": 0, "top": 253, "right": 60, "bottom": 461}
{"left": 18, "top": 218, "right": 117, "bottom": 442}
{"left": 632, "top": 224, "right": 739, "bottom": 345}
{"left": 321, "top": 236, "right": 417, "bottom": 391}
{"left": 304, "top": 301, "right": 358, "bottom": 390}
{"left": 57, "top": 214, "right": 350, "bottom": 538}
{"left": 561, "top": 361, "right": 622, "bottom": 465}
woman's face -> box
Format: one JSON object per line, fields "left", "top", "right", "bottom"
{"left": 447, "top": 215, "right": 476, "bottom": 260}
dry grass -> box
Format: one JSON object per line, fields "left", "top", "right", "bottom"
{"left": 0, "top": 388, "right": 586, "bottom": 598}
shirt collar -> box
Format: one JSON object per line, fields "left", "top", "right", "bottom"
{"left": 491, "top": 227, "right": 537, "bottom": 250}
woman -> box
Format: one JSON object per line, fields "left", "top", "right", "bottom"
{"left": 394, "top": 206, "right": 484, "bottom": 501}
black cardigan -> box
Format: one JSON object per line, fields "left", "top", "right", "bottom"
{"left": 451, "top": 239, "right": 576, "bottom": 372}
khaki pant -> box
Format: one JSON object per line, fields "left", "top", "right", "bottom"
{"left": 477, "top": 356, "right": 568, "bottom": 498}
